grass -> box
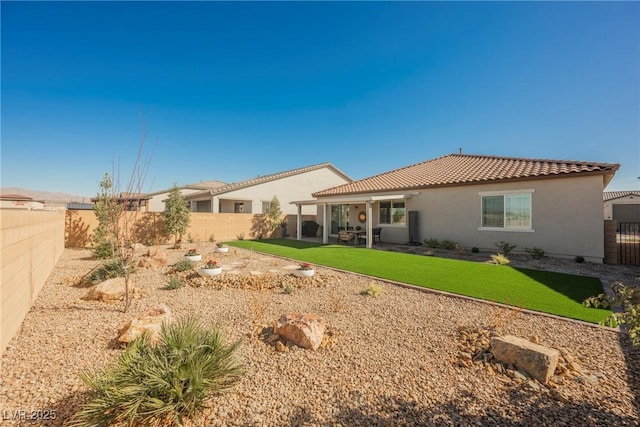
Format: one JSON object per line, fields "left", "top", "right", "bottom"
{"left": 228, "top": 239, "right": 611, "bottom": 324}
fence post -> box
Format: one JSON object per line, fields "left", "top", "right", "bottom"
{"left": 603, "top": 220, "right": 618, "bottom": 265}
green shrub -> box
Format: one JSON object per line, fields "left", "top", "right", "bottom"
{"left": 525, "top": 247, "right": 545, "bottom": 260}
{"left": 361, "top": 284, "right": 383, "bottom": 297}
{"left": 495, "top": 241, "right": 517, "bottom": 255}
{"left": 174, "top": 259, "right": 195, "bottom": 272}
{"left": 471, "top": 247, "right": 480, "bottom": 254}
{"left": 423, "top": 238, "right": 439, "bottom": 248}
{"left": 439, "top": 240, "right": 457, "bottom": 251}
{"left": 236, "top": 233, "right": 245, "bottom": 241}
{"left": 88, "top": 259, "right": 129, "bottom": 284}
{"left": 491, "top": 253, "right": 511, "bottom": 266}
{"left": 92, "top": 240, "right": 115, "bottom": 259}
{"left": 583, "top": 282, "right": 640, "bottom": 347}
{"left": 164, "top": 277, "right": 184, "bottom": 290}
{"left": 575, "top": 255, "right": 585, "bottom": 264}
{"left": 282, "top": 284, "right": 294, "bottom": 295}
{"left": 70, "top": 317, "right": 244, "bottom": 427}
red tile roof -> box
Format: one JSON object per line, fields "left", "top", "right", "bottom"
{"left": 313, "top": 154, "right": 619, "bottom": 197}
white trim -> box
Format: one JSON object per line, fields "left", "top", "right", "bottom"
{"left": 478, "top": 189, "right": 535, "bottom": 196}
{"left": 478, "top": 227, "right": 535, "bottom": 233}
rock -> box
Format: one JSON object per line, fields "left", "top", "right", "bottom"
{"left": 118, "top": 304, "right": 172, "bottom": 344}
{"left": 274, "top": 341, "right": 287, "bottom": 353}
{"left": 81, "top": 277, "right": 136, "bottom": 302}
{"left": 491, "top": 335, "right": 560, "bottom": 384}
{"left": 138, "top": 249, "right": 167, "bottom": 268}
{"left": 274, "top": 312, "right": 326, "bottom": 350}
{"left": 576, "top": 375, "right": 599, "bottom": 385}
{"left": 551, "top": 389, "right": 570, "bottom": 403}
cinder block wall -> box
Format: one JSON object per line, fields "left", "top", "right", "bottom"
{"left": 65, "top": 210, "right": 316, "bottom": 247}
{"left": 603, "top": 220, "right": 618, "bottom": 265}
{"left": 1, "top": 210, "right": 65, "bottom": 356}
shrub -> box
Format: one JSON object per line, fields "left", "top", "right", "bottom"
{"left": 495, "top": 241, "right": 517, "bottom": 255}
{"left": 88, "top": 259, "right": 129, "bottom": 284}
{"left": 361, "top": 284, "right": 383, "bottom": 297}
{"left": 439, "top": 240, "right": 457, "bottom": 250}
{"left": 525, "top": 247, "right": 545, "bottom": 260}
{"left": 92, "top": 240, "right": 115, "bottom": 259}
{"left": 70, "top": 317, "right": 244, "bottom": 427}
{"left": 423, "top": 238, "right": 439, "bottom": 248}
{"left": 164, "top": 277, "right": 184, "bottom": 290}
{"left": 575, "top": 255, "right": 585, "bottom": 264}
{"left": 490, "top": 253, "right": 511, "bottom": 266}
{"left": 236, "top": 233, "right": 245, "bottom": 241}
{"left": 209, "top": 234, "right": 216, "bottom": 242}
{"left": 471, "top": 247, "right": 480, "bottom": 254}
{"left": 282, "top": 284, "right": 294, "bottom": 295}
{"left": 583, "top": 282, "right": 640, "bottom": 347}
{"left": 174, "top": 259, "right": 195, "bottom": 272}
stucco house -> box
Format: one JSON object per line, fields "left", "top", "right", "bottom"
{"left": 182, "top": 163, "right": 352, "bottom": 217}
{"left": 0, "top": 194, "right": 45, "bottom": 210}
{"left": 292, "top": 153, "right": 619, "bottom": 262}
{"left": 146, "top": 180, "right": 227, "bottom": 212}
{"left": 603, "top": 191, "right": 640, "bottom": 222}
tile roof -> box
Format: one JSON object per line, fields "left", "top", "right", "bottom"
{"left": 313, "top": 154, "right": 619, "bottom": 197}
{"left": 185, "top": 163, "right": 351, "bottom": 200}
{"left": 604, "top": 191, "right": 640, "bottom": 201}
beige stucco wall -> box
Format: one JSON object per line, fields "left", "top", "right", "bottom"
{"left": 194, "top": 167, "right": 351, "bottom": 215}
{"left": 1, "top": 210, "right": 65, "bottom": 356}
{"left": 147, "top": 188, "right": 205, "bottom": 212}
{"left": 406, "top": 175, "right": 606, "bottom": 262}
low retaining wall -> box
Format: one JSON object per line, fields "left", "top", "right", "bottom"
{"left": 1, "top": 210, "right": 65, "bottom": 356}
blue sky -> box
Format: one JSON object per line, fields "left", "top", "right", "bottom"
{"left": 2, "top": 1, "right": 639, "bottom": 197}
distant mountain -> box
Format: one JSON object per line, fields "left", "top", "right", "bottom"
{"left": 1, "top": 187, "right": 90, "bottom": 204}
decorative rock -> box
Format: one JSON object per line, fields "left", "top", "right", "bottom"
{"left": 274, "top": 341, "right": 286, "bottom": 353}
{"left": 81, "top": 277, "right": 136, "bottom": 302}
{"left": 491, "top": 335, "right": 560, "bottom": 384}
{"left": 274, "top": 312, "right": 326, "bottom": 350}
{"left": 118, "top": 304, "right": 172, "bottom": 344}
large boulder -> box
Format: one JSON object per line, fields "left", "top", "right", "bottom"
{"left": 118, "top": 304, "right": 172, "bottom": 344}
{"left": 274, "top": 312, "right": 326, "bottom": 350}
{"left": 138, "top": 249, "right": 168, "bottom": 269}
{"left": 81, "top": 277, "right": 136, "bottom": 302}
{"left": 490, "top": 335, "right": 560, "bottom": 384}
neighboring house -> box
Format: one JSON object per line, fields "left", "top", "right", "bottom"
{"left": 90, "top": 193, "right": 151, "bottom": 212}
{"left": 146, "top": 180, "right": 227, "bottom": 212}
{"left": 0, "top": 194, "right": 45, "bottom": 210}
{"left": 183, "top": 163, "right": 352, "bottom": 216}
{"left": 292, "top": 153, "right": 619, "bottom": 262}
{"left": 603, "top": 191, "right": 640, "bottom": 222}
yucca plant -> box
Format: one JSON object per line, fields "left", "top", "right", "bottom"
{"left": 87, "top": 258, "right": 131, "bottom": 285}
{"left": 70, "top": 317, "right": 244, "bottom": 426}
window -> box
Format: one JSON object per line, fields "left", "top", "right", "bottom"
{"left": 480, "top": 191, "right": 532, "bottom": 230}
{"left": 379, "top": 200, "right": 406, "bottom": 225}
{"left": 262, "top": 201, "right": 270, "bottom": 214}
{"left": 234, "top": 202, "right": 244, "bottom": 213}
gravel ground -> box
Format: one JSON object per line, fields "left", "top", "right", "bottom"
{"left": 1, "top": 243, "right": 639, "bottom": 426}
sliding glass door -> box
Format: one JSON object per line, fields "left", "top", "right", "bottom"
{"left": 330, "top": 204, "right": 349, "bottom": 235}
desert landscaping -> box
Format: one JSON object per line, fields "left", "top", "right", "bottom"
{"left": 1, "top": 242, "right": 639, "bottom": 426}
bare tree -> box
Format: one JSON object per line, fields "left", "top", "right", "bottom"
{"left": 97, "top": 109, "right": 154, "bottom": 312}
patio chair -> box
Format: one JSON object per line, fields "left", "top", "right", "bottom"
{"left": 338, "top": 230, "right": 355, "bottom": 245}
{"left": 372, "top": 228, "right": 382, "bottom": 244}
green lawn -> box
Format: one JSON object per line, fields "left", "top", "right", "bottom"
{"left": 228, "top": 239, "right": 611, "bottom": 324}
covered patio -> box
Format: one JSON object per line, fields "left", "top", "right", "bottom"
{"left": 290, "top": 193, "right": 415, "bottom": 249}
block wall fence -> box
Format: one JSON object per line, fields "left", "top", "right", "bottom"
{"left": 1, "top": 210, "right": 65, "bottom": 356}
{"left": 64, "top": 210, "right": 316, "bottom": 248}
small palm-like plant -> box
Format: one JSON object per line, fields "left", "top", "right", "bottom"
{"left": 70, "top": 317, "right": 244, "bottom": 426}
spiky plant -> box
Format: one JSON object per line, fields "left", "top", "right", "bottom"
{"left": 87, "top": 258, "right": 130, "bottom": 284}
{"left": 70, "top": 317, "right": 244, "bottom": 427}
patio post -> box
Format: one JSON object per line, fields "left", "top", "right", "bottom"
{"left": 366, "top": 201, "right": 373, "bottom": 248}
{"left": 323, "top": 203, "right": 329, "bottom": 244}
{"left": 296, "top": 204, "right": 302, "bottom": 241}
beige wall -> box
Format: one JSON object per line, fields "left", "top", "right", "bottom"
{"left": 1, "top": 210, "right": 65, "bottom": 356}
{"left": 407, "top": 175, "right": 606, "bottom": 261}
{"left": 192, "top": 167, "right": 351, "bottom": 216}
{"left": 65, "top": 210, "right": 316, "bottom": 247}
